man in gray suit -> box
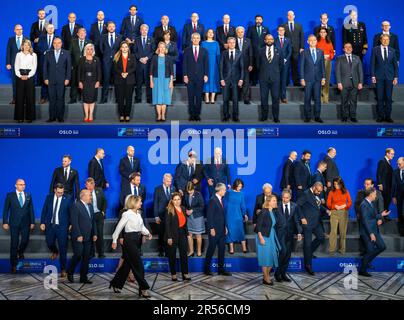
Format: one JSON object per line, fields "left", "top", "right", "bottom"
{"left": 335, "top": 42, "right": 363, "bottom": 122}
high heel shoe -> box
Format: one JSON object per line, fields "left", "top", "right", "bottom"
{"left": 138, "top": 288, "right": 151, "bottom": 298}
{"left": 188, "top": 252, "right": 195, "bottom": 258}
{"left": 109, "top": 284, "right": 121, "bottom": 293}
{"left": 263, "top": 279, "right": 274, "bottom": 286}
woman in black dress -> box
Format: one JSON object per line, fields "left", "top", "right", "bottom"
{"left": 78, "top": 43, "right": 102, "bottom": 123}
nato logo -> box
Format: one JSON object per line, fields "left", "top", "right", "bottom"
{"left": 287, "top": 259, "right": 302, "bottom": 270}
{"left": 397, "top": 260, "right": 404, "bottom": 270}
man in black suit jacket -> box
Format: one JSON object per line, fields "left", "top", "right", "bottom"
{"left": 49, "top": 154, "right": 80, "bottom": 200}
{"left": 216, "top": 14, "right": 236, "bottom": 51}
{"left": 257, "top": 34, "right": 284, "bottom": 122}
{"left": 377, "top": 148, "right": 395, "bottom": 211}
{"left": 153, "top": 15, "right": 178, "bottom": 43}
{"left": 373, "top": 21, "right": 400, "bottom": 63}
{"left": 280, "top": 151, "right": 297, "bottom": 190}
{"left": 120, "top": 173, "right": 146, "bottom": 209}
{"left": 120, "top": 4, "right": 143, "bottom": 44}
{"left": 30, "top": 8, "right": 48, "bottom": 51}
{"left": 253, "top": 183, "right": 279, "bottom": 231}
{"left": 220, "top": 37, "right": 244, "bottom": 122}
{"left": 275, "top": 26, "right": 293, "bottom": 103}
{"left": 69, "top": 28, "right": 92, "bottom": 103}
{"left": 182, "top": 13, "right": 205, "bottom": 50}
{"left": 392, "top": 157, "right": 404, "bottom": 236}
{"left": 204, "top": 183, "right": 231, "bottom": 276}
{"left": 43, "top": 37, "right": 72, "bottom": 122}
{"left": 183, "top": 32, "right": 208, "bottom": 121}
{"left": 67, "top": 189, "right": 98, "bottom": 284}
{"left": 88, "top": 148, "right": 109, "bottom": 189}
{"left": 323, "top": 147, "right": 340, "bottom": 190}
{"left": 119, "top": 145, "right": 141, "bottom": 188}
{"left": 371, "top": 35, "right": 399, "bottom": 123}
{"left": 61, "top": 13, "right": 82, "bottom": 50}
{"left": 293, "top": 150, "right": 312, "bottom": 199}
{"left": 314, "top": 13, "right": 336, "bottom": 49}
{"left": 236, "top": 27, "right": 253, "bottom": 104}
{"left": 90, "top": 11, "right": 108, "bottom": 58}
{"left": 37, "top": 24, "right": 55, "bottom": 103}
{"left": 283, "top": 11, "right": 305, "bottom": 86}
{"left": 174, "top": 151, "right": 204, "bottom": 193}
{"left": 2, "top": 179, "right": 35, "bottom": 272}
{"left": 204, "top": 147, "right": 231, "bottom": 197}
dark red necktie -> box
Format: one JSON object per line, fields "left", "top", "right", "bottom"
{"left": 281, "top": 38, "right": 284, "bottom": 48}
{"left": 224, "top": 25, "right": 228, "bottom": 36}
{"left": 193, "top": 24, "right": 196, "bottom": 32}
{"left": 194, "top": 47, "right": 198, "bottom": 62}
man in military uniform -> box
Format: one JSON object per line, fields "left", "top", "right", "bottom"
{"left": 342, "top": 10, "right": 368, "bottom": 61}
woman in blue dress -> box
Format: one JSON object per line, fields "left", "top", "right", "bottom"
{"left": 256, "top": 194, "right": 281, "bottom": 285}
{"left": 224, "top": 179, "right": 249, "bottom": 254}
{"left": 201, "top": 29, "right": 220, "bottom": 104}
{"left": 150, "top": 41, "right": 174, "bottom": 122}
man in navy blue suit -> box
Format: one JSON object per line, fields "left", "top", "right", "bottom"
{"left": 182, "top": 13, "right": 205, "bottom": 50}
{"left": 300, "top": 35, "right": 326, "bottom": 123}
{"left": 120, "top": 172, "right": 146, "bottom": 210}
{"left": 204, "top": 147, "right": 231, "bottom": 197}
{"left": 2, "top": 179, "right": 35, "bottom": 273}
{"left": 358, "top": 188, "right": 389, "bottom": 277}
{"left": 257, "top": 34, "right": 284, "bottom": 123}
{"left": 88, "top": 148, "right": 109, "bottom": 189}
{"left": 67, "top": 189, "right": 98, "bottom": 284}
{"left": 311, "top": 160, "right": 327, "bottom": 201}
{"left": 235, "top": 27, "right": 253, "bottom": 105}
{"left": 134, "top": 24, "right": 155, "bottom": 104}
{"left": 371, "top": 34, "right": 399, "bottom": 123}
{"left": 274, "top": 26, "right": 292, "bottom": 103}
{"left": 90, "top": 11, "right": 108, "bottom": 59}
{"left": 60, "top": 12, "right": 82, "bottom": 50}
{"left": 174, "top": 151, "right": 204, "bottom": 194}
{"left": 293, "top": 150, "right": 312, "bottom": 200}
{"left": 100, "top": 21, "right": 122, "bottom": 103}
{"left": 220, "top": 37, "right": 244, "bottom": 122}
{"left": 297, "top": 182, "right": 329, "bottom": 275}
{"left": 6, "top": 24, "right": 26, "bottom": 104}
{"left": 119, "top": 145, "right": 141, "bottom": 188}
{"left": 120, "top": 4, "right": 143, "bottom": 46}
{"left": 204, "top": 183, "right": 231, "bottom": 276}
{"left": 183, "top": 32, "right": 208, "bottom": 121}
{"left": 392, "top": 157, "right": 404, "bottom": 236}
{"left": 40, "top": 183, "right": 71, "bottom": 278}
{"left": 43, "top": 37, "right": 71, "bottom": 122}
{"left": 216, "top": 14, "right": 236, "bottom": 52}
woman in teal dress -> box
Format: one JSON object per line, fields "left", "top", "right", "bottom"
{"left": 224, "top": 179, "right": 249, "bottom": 254}
{"left": 256, "top": 194, "right": 281, "bottom": 285}
{"left": 150, "top": 42, "right": 174, "bottom": 122}
{"left": 201, "top": 29, "right": 220, "bottom": 104}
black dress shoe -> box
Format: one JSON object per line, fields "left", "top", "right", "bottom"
{"left": 67, "top": 274, "right": 74, "bottom": 283}
{"left": 273, "top": 118, "right": 280, "bottom": 123}
{"left": 305, "top": 266, "right": 315, "bottom": 276}
{"left": 25, "top": 120, "right": 32, "bottom": 123}
{"left": 259, "top": 117, "right": 266, "bottom": 122}
{"left": 376, "top": 118, "right": 383, "bottom": 123}
{"left": 204, "top": 271, "right": 213, "bottom": 276}
{"left": 385, "top": 118, "right": 394, "bottom": 123}
{"left": 58, "top": 119, "right": 64, "bottom": 123}
{"left": 232, "top": 117, "right": 240, "bottom": 122}
{"left": 18, "top": 254, "right": 25, "bottom": 259}
{"left": 80, "top": 279, "right": 93, "bottom": 284}
{"left": 188, "top": 116, "right": 194, "bottom": 121}
{"left": 17, "top": 120, "right": 24, "bottom": 123}
{"left": 313, "top": 255, "right": 318, "bottom": 259}
{"left": 46, "top": 118, "right": 56, "bottom": 123}
{"left": 244, "top": 100, "right": 251, "bottom": 105}
{"left": 218, "top": 271, "right": 232, "bottom": 276}
{"left": 350, "top": 118, "right": 358, "bottom": 123}
{"left": 314, "top": 117, "right": 324, "bottom": 123}
{"left": 282, "top": 275, "right": 292, "bottom": 282}
{"left": 98, "top": 254, "right": 106, "bottom": 258}
{"left": 341, "top": 117, "right": 348, "bottom": 122}
{"left": 221, "top": 117, "right": 228, "bottom": 122}
{"left": 196, "top": 116, "right": 201, "bottom": 121}
{"left": 135, "top": 98, "right": 141, "bottom": 103}
{"left": 304, "top": 118, "right": 311, "bottom": 123}
{"left": 359, "top": 271, "right": 372, "bottom": 277}
{"left": 158, "top": 251, "right": 164, "bottom": 257}
{"left": 100, "top": 99, "right": 108, "bottom": 104}
{"left": 274, "top": 274, "right": 283, "bottom": 282}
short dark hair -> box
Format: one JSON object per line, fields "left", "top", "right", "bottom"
{"left": 364, "top": 178, "right": 375, "bottom": 185}
{"left": 365, "top": 187, "right": 376, "bottom": 197}
{"left": 278, "top": 25, "right": 285, "bottom": 31}
{"left": 255, "top": 14, "right": 263, "bottom": 20}
{"left": 63, "top": 154, "right": 72, "bottom": 160}
{"left": 129, "top": 4, "right": 137, "bottom": 10}
{"left": 302, "top": 150, "right": 311, "bottom": 156}
{"left": 129, "top": 172, "right": 141, "bottom": 181}
{"left": 37, "top": 8, "right": 45, "bottom": 13}
{"left": 318, "top": 160, "right": 327, "bottom": 167}
{"left": 54, "top": 183, "right": 64, "bottom": 190}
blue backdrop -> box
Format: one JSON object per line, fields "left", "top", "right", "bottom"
{"left": 1, "top": 0, "right": 403, "bottom": 84}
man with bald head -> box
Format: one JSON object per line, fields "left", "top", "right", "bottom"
{"left": 3, "top": 179, "right": 35, "bottom": 273}
{"left": 90, "top": 11, "right": 108, "bottom": 58}
{"left": 61, "top": 12, "right": 82, "bottom": 50}
{"left": 216, "top": 14, "right": 236, "bottom": 51}
{"left": 280, "top": 151, "right": 297, "bottom": 190}
{"left": 119, "top": 145, "right": 141, "bottom": 188}
{"left": 182, "top": 13, "right": 205, "bottom": 50}
{"left": 373, "top": 21, "right": 400, "bottom": 63}
{"left": 204, "top": 147, "right": 231, "bottom": 196}
{"left": 153, "top": 15, "right": 178, "bottom": 43}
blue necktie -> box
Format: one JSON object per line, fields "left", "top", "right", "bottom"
{"left": 99, "top": 23, "right": 102, "bottom": 34}
{"left": 290, "top": 23, "right": 294, "bottom": 32}
{"left": 85, "top": 204, "right": 91, "bottom": 219}
{"left": 311, "top": 49, "right": 316, "bottom": 63}
{"left": 165, "top": 187, "right": 170, "bottom": 200}
{"left": 131, "top": 16, "right": 135, "bottom": 27}
{"left": 130, "top": 157, "right": 134, "bottom": 169}
{"left": 16, "top": 37, "right": 21, "bottom": 50}
{"left": 142, "top": 37, "right": 146, "bottom": 50}
{"left": 18, "top": 192, "right": 23, "bottom": 207}
{"left": 70, "top": 24, "right": 74, "bottom": 35}
{"left": 110, "top": 34, "right": 114, "bottom": 47}
{"left": 55, "top": 51, "right": 60, "bottom": 63}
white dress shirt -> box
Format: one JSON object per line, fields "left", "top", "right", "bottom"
{"left": 381, "top": 45, "right": 389, "bottom": 60}
{"left": 14, "top": 52, "right": 37, "bottom": 78}
{"left": 229, "top": 49, "right": 236, "bottom": 59}
{"left": 283, "top": 202, "right": 290, "bottom": 215}
{"left": 112, "top": 209, "right": 150, "bottom": 243}
{"left": 64, "top": 166, "right": 70, "bottom": 180}
{"left": 131, "top": 183, "right": 140, "bottom": 196}
{"left": 266, "top": 45, "right": 274, "bottom": 60}
{"left": 214, "top": 157, "right": 222, "bottom": 165}
{"left": 15, "top": 190, "right": 25, "bottom": 205}
{"left": 92, "top": 190, "right": 100, "bottom": 213}
{"left": 192, "top": 45, "right": 199, "bottom": 56}
{"left": 53, "top": 195, "right": 62, "bottom": 225}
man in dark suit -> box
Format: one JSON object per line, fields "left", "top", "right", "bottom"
{"left": 297, "top": 182, "right": 329, "bottom": 275}
{"left": 43, "top": 37, "right": 72, "bottom": 122}
{"left": 204, "top": 147, "right": 231, "bottom": 197}
{"left": 253, "top": 183, "right": 279, "bottom": 231}
{"left": 153, "top": 174, "right": 176, "bottom": 256}
{"left": 323, "top": 147, "right": 340, "bottom": 190}
{"left": 204, "top": 183, "right": 231, "bottom": 276}
{"left": 88, "top": 148, "right": 109, "bottom": 189}
{"left": 30, "top": 8, "right": 48, "bottom": 55}
{"left": 280, "top": 151, "right": 297, "bottom": 190}
{"left": 2, "top": 179, "right": 35, "bottom": 273}
{"left": 246, "top": 14, "right": 270, "bottom": 85}
{"left": 67, "top": 189, "right": 98, "bottom": 284}
{"left": 371, "top": 34, "right": 399, "bottom": 123}
{"left": 377, "top": 148, "right": 395, "bottom": 212}
{"left": 335, "top": 43, "right": 364, "bottom": 122}
{"left": 90, "top": 11, "right": 108, "bottom": 58}
{"left": 61, "top": 12, "right": 82, "bottom": 50}
{"left": 85, "top": 178, "right": 107, "bottom": 258}
{"left": 312, "top": 161, "right": 327, "bottom": 201}
{"left": 119, "top": 145, "right": 141, "bottom": 188}
{"left": 183, "top": 32, "right": 208, "bottom": 121}
{"left": 120, "top": 4, "right": 143, "bottom": 45}
{"left": 373, "top": 21, "right": 400, "bottom": 63}
{"left": 300, "top": 35, "right": 326, "bottom": 123}
{"left": 293, "top": 150, "right": 312, "bottom": 199}
{"left": 220, "top": 37, "right": 244, "bottom": 122}
{"left": 182, "top": 13, "right": 205, "bottom": 50}
{"left": 274, "top": 26, "right": 292, "bottom": 103}
{"left": 37, "top": 24, "right": 55, "bottom": 104}
{"left": 40, "top": 183, "right": 71, "bottom": 277}
{"left": 6, "top": 25, "right": 26, "bottom": 104}
{"left": 282, "top": 11, "right": 305, "bottom": 86}
{"left": 174, "top": 151, "right": 204, "bottom": 194}
{"left": 153, "top": 15, "right": 178, "bottom": 43}
{"left": 216, "top": 14, "right": 236, "bottom": 51}
{"left": 343, "top": 10, "right": 368, "bottom": 61}
{"left": 314, "top": 13, "right": 336, "bottom": 49}
{"left": 235, "top": 27, "right": 253, "bottom": 105}
{"left": 257, "top": 34, "right": 284, "bottom": 122}
{"left": 100, "top": 21, "right": 122, "bottom": 103}
{"left": 358, "top": 188, "right": 389, "bottom": 277}
{"left": 134, "top": 24, "right": 155, "bottom": 104}
{"left": 275, "top": 189, "right": 302, "bottom": 282}
{"left": 69, "top": 28, "right": 92, "bottom": 103}
{"left": 49, "top": 154, "right": 80, "bottom": 200}
{"left": 392, "top": 157, "right": 404, "bottom": 236}
{"left": 120, "top": 173, "right": 146, "bottom": 210}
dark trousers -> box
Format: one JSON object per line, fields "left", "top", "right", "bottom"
{"left": 92, "top": 212, "right": 104, "bottom": 256}
{"left": 15, "top": 77, "right": 36, "bottom": 121}
{"left": 341, "top": 85, "right": 358, "bottom": 119}
{"left": 205, "top": 232, "right": 226, "bottom": 273}
{"left": 70, "top": 66, "right": 79, "bottom": 101}
{"left": 135, "top": 64, "right": 152, "bottom": 102}
{"left": 376, "top": 80, "right": 394, "bottom": 119}
{"left": 381, "top": 187, "right": 392, "bottom": 211}
{"left": 45, "top": 224, "right": 68, "bottom": 270}
{"left": 290, "top": 51, "right": 300, "bottom": 86}
{"left": 167, "top": 227, "right": 189, "bottom": 276}
{"left": 302, "top": 223, "right": 325, "bottom": 267}
{"left": 115, "top": 83, "right": 134, "bottom": 117}
{"left": 275, "top": 231, "right": 294, "bottom": 277}
{"left": 396, "top": 195, "right": 404, "bottom": 235}
{"left": 38, "top": 59, "right": 49, "bottom": 99}
{"left": 304, "top": 81, "right": 322, "bottom": 120}
{"left": 110, "top": 232, "right": 149, "bottom": 290}
{"left": 157, "top": 217, "right": 166, "bottom": 255}
{"left": 68, "top": 240, "right": 92, "bottom": 281}
{"left": 260, "top": 78, "right": 280, "bottom": 120}
{"left": 9, "top": 223, "right": 30, "bottom": 267}
{"left": 222, "top": 81, "right": 239, "bottom": 119}
{"left": 239, "top": 70, "right": 251, "bottom": 102}
{"left": 280, "top": 61, "right": 290, "bottom": 99}
{"left": 102, "top": 59, "right": 113, "bottom": 100}
{"left": 360, "top": 232, "right": 386, "bottom": 272}
{"left": 187, "top": 79, "right": 204, "bottom": 117}
{"left": 48, "top": 83, "right": 66, "bottom": 121}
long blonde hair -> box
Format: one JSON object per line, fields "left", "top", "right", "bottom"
{"left": 155, "top": 41, "right": 168, "bottom": 55}
{"left": 21, "top": 39, "right": 34, "bottom": 54}
{"left": 113, "top": 41, "right": 130, "bottom": 63}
